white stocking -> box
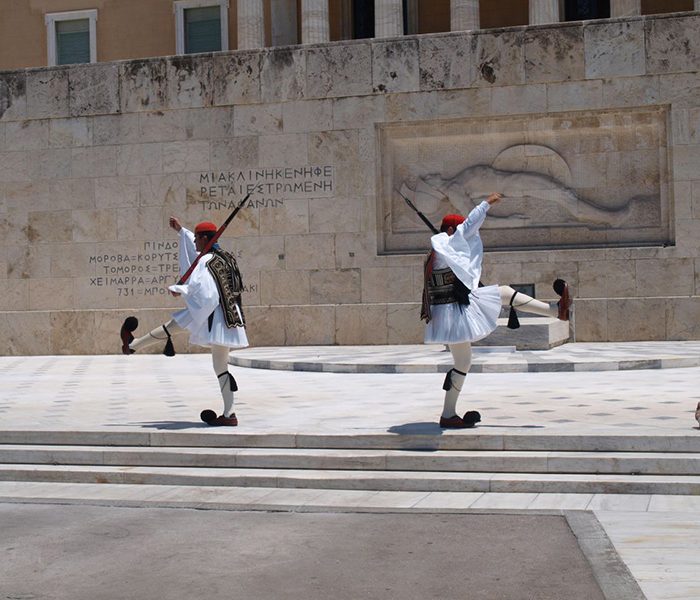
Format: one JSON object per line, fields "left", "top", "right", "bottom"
{"left": 212, "top": 345, "right": 235, "bottom": 417}
{"left": 442, "top": 342, "right": 471, "bottom": 418}
{"left": 130, "top": 319, "right": 185, "bottom": 352}
{"left": 499, "top": 285, "right": 557, "bottom": 318}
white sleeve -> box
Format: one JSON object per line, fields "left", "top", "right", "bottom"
{"left": 169, "top": 257, "right": 220, "bottom": 327}
{"left": 178, "top": 228, "right": 198, "bottom": 276}
{"left": 454, "top": 201, "right": 490, "bottom": 240}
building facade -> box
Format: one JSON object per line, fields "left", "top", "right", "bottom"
{"left": 1, "top": 4, "right": 700, "bottom": 354}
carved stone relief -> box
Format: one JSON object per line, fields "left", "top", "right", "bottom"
{"left": 379, "top": 107, "right": 670, "bottom": 252}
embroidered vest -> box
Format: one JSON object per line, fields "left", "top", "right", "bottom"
{"left": 206, "top": 248, "right": 245, "bottom": 328}
{"left": 420, "top": 251, "right": 471, "bottom": 323}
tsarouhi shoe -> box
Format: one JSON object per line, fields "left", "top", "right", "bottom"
{"left": 213, "top": 414, "right": 238, "bottom": 427}
{"left": 120, "top": 316, "right": 138, "bottom": 355}
{"left": 552, "top": 279, "right": 572, "bottom": 321}
{"left": 439, "top": 415, "right": 469, "bottom": 429}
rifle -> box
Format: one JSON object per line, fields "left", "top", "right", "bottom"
{"left": 176, "top": 193, "right": 251, "bottom": 285}
{"left": 396, "top": 185, "right": 439, "bottom": 234}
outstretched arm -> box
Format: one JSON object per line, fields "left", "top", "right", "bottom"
{"left": 456, "top": 193, "right": 502, "bottom": 238}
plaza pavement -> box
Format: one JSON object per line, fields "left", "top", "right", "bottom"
{"left": 1, "top": 341, "right": 700, "bottom": 599}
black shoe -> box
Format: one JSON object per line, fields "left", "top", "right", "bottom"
{"left": 120, "top": 316, "right": 138, "bottom": 355}
{"left": 462, "top": 410, "right": 481, "bottom": 427}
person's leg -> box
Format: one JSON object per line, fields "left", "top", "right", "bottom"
{"left": 212, "top": 344, "right": 237, "bottom": 419}
{"left": 442, "top": 342, "right": 471, "bottom": 419}
{"left": 128, "top": 319, "right": 185, "bottom": 353}
{"left": 499, "top": 285, "right": 558, "bottom": 318}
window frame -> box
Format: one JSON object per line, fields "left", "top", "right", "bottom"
{"left": 45, "top": 9, "right": 98, "bottom": 67}
{"left": 174, "top": 0, "right": 229, "bottom": 55}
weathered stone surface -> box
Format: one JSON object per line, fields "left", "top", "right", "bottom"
{"left": 0, "top": 279, "right": 28, "bottom": 311}
{"left": 645, "top": 15, "right": 700, "bottom": 75}
{"left": 93, "top": 114, "right": 140, "bottom": 146}
{"left": 27, "top": 210, "right": 73, "bottom": 244}
{"left": 547, "top": 80, "right": 603, "bottom": 111}
{"left": 283, "top": 99, "right": 332, "bottom": 132}
{"left": 578, "top": 259, "right": 636, "bottom": 298}
{"left": 385, "top": 91, "right": 440, "bottom": 122}
{"left": 71, "top": 146, "right": 117, "bottom": 179}
{"left": 419, "top": 34, "right": 473, "bottom": 91}
{"left": 584, "top": 19, "right": 645, "bottom": 78}
{"left": 470, "top": 29, "right": 525, "bottom": 87}
{"left": 666, "top": 296, "right": 700, "bottom": 340}
{"left": 636, "top": 258, "right": 695, "bottom": 297}
{"left": 332, "top": 95, "right": 385, "bottom": 130}
{"left": 140, "top": 108, "right": 214, "bottom": 142}
{"left": 491, "top": 84, "right": 547, "bottom": 114}
{"left": 162, "top": 141, "right": 210, "bottom": 174}
{"left": 525, "top": 24, "right": 584, "bottom": 83}
{"left": 284, "top": 233, "right": 335, "bottom": 270}
{"left": 387, "top": 302, "right": 422, "bottom": 344}
{"left": 211, "top": 137, "right": 259, "bottom": 170}
{"left": 5, "top": 119, "right": 48, "bottom": 150}
{"left": 244, "top": 306, "right": 286, "bottom": 346}
{"left": 234, "top": 103, "right": 283, "bottom": 136}
{"left": 0, "top": 154, "right": 29, "bottom": 184}
{"left": 261, "top": 47, "right": 306, "bottom": 103}
{"left": 361, "top": 266, "right": 414, "bottom": 303}
{"left": 306, "top": 43, "right": 373, "bottom": 98}
{"left": 260, "top": 269, "right": 310, "bottom": 304}
{"left": 335, "top": 303, "right": 388, "bottom": 344}
{"left": 50, "top": 310, "right": 94, "bottom": 353}
{"left": 26, "top": 69, "right": 70, "bottom": 119}
{"left": 310, "top": 269, "right": 361, "bottom": 304}
{"left": 258, "top": 133, "right": 308, "bottom": 166}
{"left": 607, "top": 297, "right": 667, "bottom": 341}
{"left": 0, "top": 71, "right": 27, "bottom": 122}
{"left": 29, "top": 278, "right": 74, "bottom": 310}
{"left": 601, "top": 76, "right": 660, "bottom": 108}
{"left": 372, "top": 39, "right": 420, "bottom": 94}
{"left": 49, "top": 118, "right": 92, "bottom": 148}
{"left": 1, "top": 311, "right": 51, "bottom": 355}
{"left": 72, "top": 209, "right": 118, "bottom": 243}
{"left": 117, "top": 143, "right": 163, "bottom": 176}
{"left": 286, "top": 305, "right": 335, "bottom": 344}
{"left": 212, "top": 51, "right": 262, "bottom": 106}
{"left": 119, "top": 59, "right": 169, "bottom": 113}
{"left": 68, "top": 63, "right": 120, "bottom": 117}
{"left": 29, "top": 148, "right": 72, "bottom": 181}
{"left": 309, "top": 198, "right": 362, "bottom": 234}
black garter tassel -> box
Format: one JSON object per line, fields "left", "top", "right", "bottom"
{"left": 442, "top": 368, "right": 466, "bottom": 391}
{"left": 163, "top": 325, "right": 176, "bottom": 357}
{"left": 507, "top": 291, "right": 520, "bottom": 330}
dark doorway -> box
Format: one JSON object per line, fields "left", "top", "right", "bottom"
{"left": 352, "top": 0, "right": 375, "bottom": 38}
{"left": 564, "top": 0, "right": 611, "bottom": 20}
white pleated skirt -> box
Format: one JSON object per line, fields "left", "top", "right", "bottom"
{"left": 172, "top": 304, "right": 249, "bottom": 349}
{"left": 424, "top": 284, "right": 501, "bottom": 344}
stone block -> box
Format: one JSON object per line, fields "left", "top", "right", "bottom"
{"left": 491, "top": 84, "right": 547, "bottom": 115}
{"left": 657, "top": 72, "right": 700, "bottom": 109}
{"left": 93, "top": 113, "right": 141, "bottom": 146}
{"left": 578, "top": 259, "right": 636, "bottom": 298}
{"left": 361, "top": 266, "right": 414, "bottom": 303}
{"left": 309, "top": 197, "right": 362, "bottom": 234}
{"left": 95, "top": 176, "right": 140, "bottom": 209}
{"left": 240, "top": 269, "right": 260, "bottom": 306}
{"left": 635, "top": 258, "right": 694, "bottom": 296}
{"left": 385, "top": 91, "right": 440, "bottom": 122}
{"left": 5, "top": 241, "right": 51, "bottom": 279}
{"left": 478, "top": 317, "right": 569, "bottom": 350}
{"left": 209, "top": 106, "right": 235, "bottom": 139}
{"left": 244, "top": 306, "right": 286, "bottom": 346}
{"left": 50, "top": 310, "right": 95, "bottom": 354}
{"left": 546, "top": 80, "right": 603, "bottom": 112}
{"left": 470, "top": 29, "right": 525, "bottom": 87}
{"left": 310, "top": 269, "right": 361, "bottom": 304}
{"left": 259, "top": 199, "right": 308, "bottom": 235}
{"left": 72, "top": 146, "right": 117, "bottom": 179}
{"left": 335, "top": 232, "right": 388, "bottom": 269}
{"left": 283, "top": 99, "right": 332, "bottom": 133}
{"left": 0, "top": 311, "right": 51, "bottom": 355}
{"left": 284, "top": 234, "right": 335, "bottom": 270}
{"left": 116, "top": 206, "right": 164, "bottom": 241}
{"left": 29, "top": 278, "right": 74, "bottom": 310}
{"left": 29, "top": 148, "right": 72, "bottom": 181}
{"left": 0, "top": 279, "right": 28, "bottom": 311}
{"left": 332, "top": 95, "right": 385, "bottom": 130}
{"left": 672, "top": 145, "right": 700, "bottom": 181}
{"left": 210, "top": 137, "right": 259, "bottom": 170}
{"left": 521, "top": 262, "right": 579, "bottom": 299}
{"left": 165, "top": 56, "right": 213, "bottom": 110}
{"left": 235, "top": 236, "right": 284, "bottom": 271}
{"left": 117, "top": 143, "right": 163, "bottom": 176}
{"left": 49, "top": 179, "right": 95, "bottom": 211}
{"left": 285, "top": 305, "right": 335, "bottom": 344}
{"left": 261, "top": 47, "right": 306, "bottom": 103}
{"left": 308, "top": 130, "right": 361, "bottom": 196}
{"left": 72, "top": 209, "right": 118, "bottom": 242}
{"left": 4, "top": 181, "right": 49, "bottom": 211}
{"left": 335, "top": 303, "right": 388, "bottom": 344}
{"left": 68, "top": 63, "right": 120, "bottom": 117}
{"left": 572, "top": 298, "right": 608, "bottom": 342}
{"left": 212, "top": 51, "right": 262, "bottom": 106}
{"left": 26, "top": 68, "right": 70, "bottom": 119}
{"left": 434, "top": 88, "right": 491, "bottom": 119}
{"left": 418, "top": 33, "right": 473, "bottom": 91}
{"left": 584, "top": 20, "right": 645, "bottom": 78}
{"left": 387, "top": 302, "right": 422, "bottom": 344}
{"left": 257, "top": 133, "right": 308, "bottom": 166}
{"left": 666, "top": 296, "right": 700, "bottom": 340}
{"left": 27, "top": 210, "right": 73, "bottom": 243}
{"left": 607, "top": 297, "right": 667, "bottom": 341}
{"left": 645, "top": 16, "right": 700, "bottom": 75}
{"left": 50, "top": 243, "right": 96, "bottom": 278}
{"left": 306, "top": 43, "right": 373, "bottom": 99}
{"left": 0, "top": 71, "right": 27, "bottom": 122}
{"left": 5, "top": 120, "right": 48, "bottom": 150}
{"left": 601, "top": 76, "right": 660, "bottom": 108}
{"left": 234, "top": 103, "right": 283, "bottom": 136}
{"left": 49, "top": 118, "right": 92, "bottom": 148}
{"left": 139, "top": 108, "right": 214, "bottom": 143}
{"left": 372, "top": 38, "right": 420, "bottom": 94}
{"left": 162, "top": 141, "right": 210, "bottom": 174}
{"left": 525, "top": 24, "right": 584, "bottom": 84}
{"left": 119, "top": 59, "right": 169, "bottom": 113}
{"left": 260, "top": 269, "right": 310, "bottom": 305}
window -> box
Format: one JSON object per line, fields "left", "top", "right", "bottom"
{"left": 45, "top": 9, "right": 97, "bottom": 67}
{"left": 564, "top": 0, "right": 610, "bottom": 21}
{"left": 175, "top": 0, "right": 229, "bottom": 54}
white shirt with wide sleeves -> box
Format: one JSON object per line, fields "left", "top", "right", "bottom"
{"left": 168, "top": 228, "right": 249, "bottom": 349}
{"left": 424, "top": 201, "right": 501, "bottom": 344}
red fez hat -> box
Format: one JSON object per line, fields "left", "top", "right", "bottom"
{"left": 440, "top": 214, "right": 465, "bottom": 231}
{"left": 194, "top": 221, "right": 217, "bottom": 234}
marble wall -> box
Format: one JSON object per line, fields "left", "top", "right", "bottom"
{"left": 1, "top": 12, "right": 699, "bottom": 354}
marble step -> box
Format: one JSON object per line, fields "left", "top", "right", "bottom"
{"left": 1, "top": 445, "right": 700, "bottom": 475}
{"left": 1, "top": 463, "right": 699, "bottom": 494}
{"left": 3, "top": 431, "right": 700, "bottom": 453}
{"left": 476, "top": 317, "right": 570, "bottom": 350}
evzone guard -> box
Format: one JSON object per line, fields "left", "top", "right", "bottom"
{"left": 419, "top": 192, "right": 572, "bottom": 429}
{"left": 120, "top": 199, "right": 249, "bottom": 427}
